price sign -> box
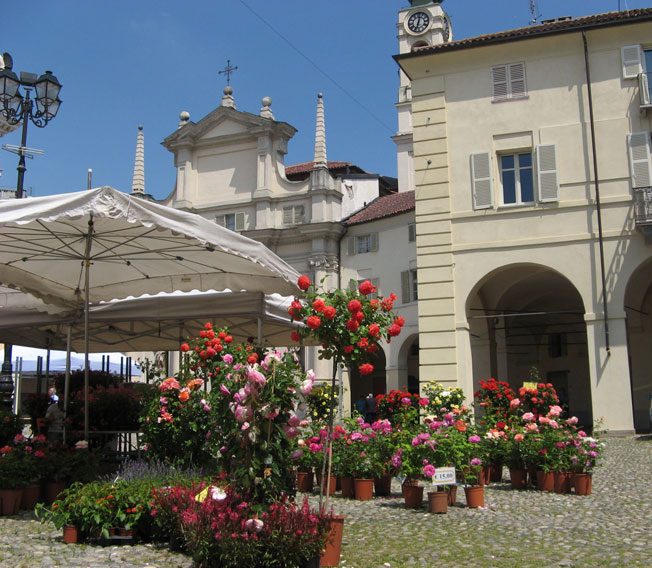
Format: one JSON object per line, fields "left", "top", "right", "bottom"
{"left": 433, "top": 467, "right": 456, "bottom": 485}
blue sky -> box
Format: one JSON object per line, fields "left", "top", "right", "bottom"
{"left": 2, "top": 0, "right": 649, "bottom": 201}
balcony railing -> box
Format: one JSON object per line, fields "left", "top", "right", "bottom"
{"left": 634, "top": 186, "right": 652, "bottom": 227}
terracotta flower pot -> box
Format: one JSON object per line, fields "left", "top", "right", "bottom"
{"left": 553, "top": 471, "right": 572, "bottom": 494}
{"left": 509, "top": 468, "right": 527, "bottom": 490}
{"left": 536, "top": 470, "right": 554, "bottom": 492}
{"left": 402, "top": 483, "right": 424, "bottom": 509}
{"left": 444, "top": 485, "right": 457, "bottom": 506}
{"left": 354, "top": 478, "right": 374, "bottom": 501}
{"left": 297, "top": 471, "right": 314, "bottom": 493}
{"left": 0, "top": 488, "right": 23, "bottom": 516}
{"left": 62, "top": 525, "right": 79, "bottom": 544}
{"left": 573, "top": 473, "right": 592, "bottom": 496}
{"left": 427, "top": 490, "right": 448, "bottom": 514}
{"left": 373, "top": 473, "right": 392, "bottom": 496}
{"left": 464, "top": 485, "right": 485, "bottom": 508}
{"left": 45, "top": 480, "right": 67, "bottom": 504}
{"left": 320, "top": 475, "right": 337, "bottom": 496}
{"left": 490, "top": 462, "right": 503, "bottom": 482}
{"left": 320, "top": 515, "right": 344, "bottom": 567}
{"left": 20, "top": 484, "right": 41, "bottom": 510}
{"left": 339, "top": 476, "right": 355, "bottom": 498}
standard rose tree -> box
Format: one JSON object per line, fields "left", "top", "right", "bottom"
{"left": 288, "top": 275, "right": 404, "bottom": 505}
{"left": 289, "top": 276, "right": 404, "bottom": 376}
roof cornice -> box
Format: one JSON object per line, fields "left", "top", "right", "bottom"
{"left": 394, "top": 8, "right": 652, "bottom": 72}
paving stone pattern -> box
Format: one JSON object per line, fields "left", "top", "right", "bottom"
{"left": 0, "top": 436, "right": 650, "bottom": 568}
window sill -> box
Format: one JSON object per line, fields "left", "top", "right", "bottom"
{"left": 491, "top": 96, "right": 529, "bottom": 104}
{"left": 496, "top": 202, "right": 536, "bottom": 210}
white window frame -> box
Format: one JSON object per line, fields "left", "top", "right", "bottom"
{"left": 282, "top": 204, "right": 305, "bottom": 226}
{"left": 491, "top": 62, "right": 527, "bottom": 103}
{"left": 216, "top": 212, "right": 245, "bottom": 231}
{"left": 401, "top": 269, "right": 418, "bottom": 304}
{"left": 499, "top": 152, "right": 535, "bottom": 206}
{"left": 347, "top": 232, "right": 378, "bottom": 255}
{"left": 471, "top": 144, "right": 559, "bottom": 210}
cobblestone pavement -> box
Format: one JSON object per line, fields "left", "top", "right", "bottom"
{"left": 0, "top": 436, "right": 650, "bottom": 568}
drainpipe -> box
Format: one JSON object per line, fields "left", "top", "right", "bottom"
{"left": 582, "top": 31, "right": 610, "bottom": 354}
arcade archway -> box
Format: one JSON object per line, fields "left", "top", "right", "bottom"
{"left": 466, "top": 264, "right": 593, "bottom": 424}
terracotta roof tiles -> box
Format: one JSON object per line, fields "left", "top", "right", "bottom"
{"left": 345, "top": 191, "right": 415, "bottom": 226}
{"left": 396, "top": 9, "right": 652, "bottom": 60}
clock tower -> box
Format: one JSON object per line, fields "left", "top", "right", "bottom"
{"left": 394, "top": 0, "right": 452, "bottom": 192}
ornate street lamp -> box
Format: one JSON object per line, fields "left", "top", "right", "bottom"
{"left": 0, "top": 52, "right": 62, "bottom": 409}
{"left": 0, "top": 52, "right": 62, "bottom": 199}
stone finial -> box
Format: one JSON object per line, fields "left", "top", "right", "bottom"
{"left": 221, "top": 86, "right": 236, "bottom": 109}
{"left": 178, "top": 110, "right": 190, "bottom": 129}
{"left": 313, "top": 93, "right": 327, "bottom": 169}
{"left": 131, "top": 125, "right": 145, "bottom": 196}
{"left": 260, "top": 96, "right": 274, "bottom": 119}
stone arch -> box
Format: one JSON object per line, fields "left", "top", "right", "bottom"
{"left": 348, "top": 348, "right": 387, "bottom": 414}
{"left": 465, "top": 262, "right": 592, "bottom": 424}
{"left": 624, "top": 257, "right": 652, "bottom": 431}
{"left": 395, "top": 332, "right": 419, "bottom": 393}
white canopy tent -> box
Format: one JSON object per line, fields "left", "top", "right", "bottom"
{"left": 0, "top": 289, "right": 299, "bottom": 353}
{"left": 0, "top": 187, "right": 301, "bottom": 437}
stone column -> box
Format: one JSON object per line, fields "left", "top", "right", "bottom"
{"left": 584, "top": 312, "right": 635, "bottom": 433}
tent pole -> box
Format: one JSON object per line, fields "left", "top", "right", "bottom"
{"left": 83, "top": 217, "right": 93, "bottom": 441}
{"left": 63, "top": 325, "right": 72, "bottom": 445}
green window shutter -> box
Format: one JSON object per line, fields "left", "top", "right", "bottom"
{"left": 347, "top": 237, "right": 356, "bottom": 256}
{"left": 370, "top": 232, "right": 378, "bottom": 252}
{"left": 536, "top": 144, "right": 559, "bottom": 202}
{"left": 628, "top": 132, "right": 652, "bottom": 188}
{"left": 401, "top": 271, "right": 410, "bottom": 304}
{"left": 295, "top": 205, "right": 305, "bottom": 224}
{"left": 471, "top": 152, "right": 494, "bottom": 209}
{"left": 408, "top": 223, "right": 416, "bottom": 242}
{"left": 235, "top": 212, "right": 245, "bottom": 231}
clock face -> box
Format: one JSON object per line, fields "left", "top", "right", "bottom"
{"left": 407, "top": 11, "right": 430, "bottom": 34}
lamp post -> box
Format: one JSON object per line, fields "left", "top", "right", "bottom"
{"left": 0, "top": 53, "right": 62, "bottom": 199}
{"left": 0, "top": 52, "right": 62, "bottom": 409}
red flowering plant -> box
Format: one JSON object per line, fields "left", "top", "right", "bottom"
{"left": 518, "top": 382, "right": 560, "bottom": 419}
{"left": 474, "top": 378, "right": 519, "bottom": 428}
{"left": 289, "top": 276, "right": 404, "bottom": 377}
{"left": 139, "top": 370, "right": 218, "bottom": 469}
{"left": 179, "top": 483, "right": 333, "bottom": 568}
{"left": 376, "top": 388, "right": 423, "bottom": 426}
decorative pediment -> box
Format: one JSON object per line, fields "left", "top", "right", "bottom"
{"left": 163, "top": 106, "right": 296, "bottom": 151}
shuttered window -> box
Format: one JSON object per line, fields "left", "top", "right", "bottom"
{"left": 350, "top": 278, "right": 380, "bottom": 298}
{"left": 408, "top": 223, "right": 416, "bottom": 242}
{"left": 216, "top": 212, "right": 245, "bottom": 231}
{"left": 622, "top": 45, "right": 643, "bottom": 79}
{"left": 628, "top": 132, "right": 652, "bottom": 188}
{"left": 282, "top": 205, "right": 305, "bottom": 226}
{"left": 471, "top": 152, "right": 494, "bottom": 210}
{"left": 401, "top": 270, "right": 418, "bottom": 304}
{"left": 470, "top": 144, "right": 559, "bottom": 209}
{"left": 492, "top": 62, "right": 527, "bottom": 102}
{"left": 347, "top": 233, "right": 379, "bottom": 255}
{"left": 535, "top": 145, "right": 559, "bottom": 202}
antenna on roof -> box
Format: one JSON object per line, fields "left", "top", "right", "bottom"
{"left": 529, "top": 0, "right": 541, "bottom": 24}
